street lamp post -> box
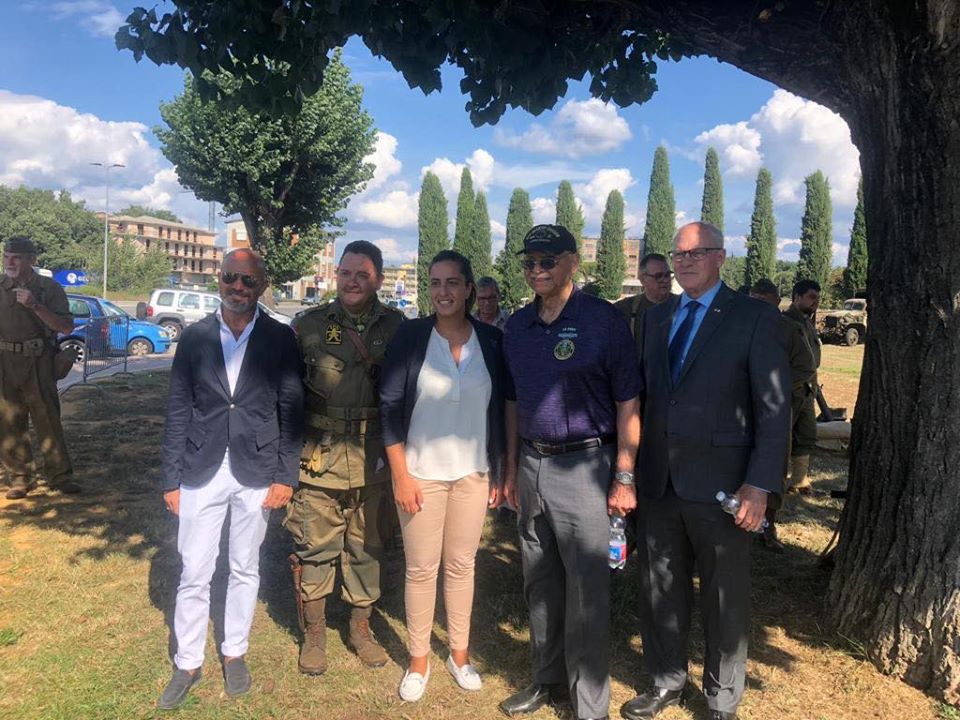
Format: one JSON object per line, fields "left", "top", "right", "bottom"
{"left": 90, "top": 162, "right": 125, "bottom": 297}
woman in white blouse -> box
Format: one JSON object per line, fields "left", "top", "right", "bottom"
{"left": 380, "top": 250, "right": 511, "bottom": 702}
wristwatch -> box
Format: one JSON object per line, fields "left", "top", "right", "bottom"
{"left": 614, "top": 471, "right": 635, "bottom": 486}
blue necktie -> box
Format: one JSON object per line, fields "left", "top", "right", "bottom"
{"left": 668, "top": 300, "right": 700, "bottom": 385}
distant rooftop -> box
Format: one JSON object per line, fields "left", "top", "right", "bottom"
{"left": 100, "top": 213, "right": 214, "bottom": 234}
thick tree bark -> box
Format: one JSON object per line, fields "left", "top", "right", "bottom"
{"left": 823, "top": 2, "right": 960, "bottom": 704}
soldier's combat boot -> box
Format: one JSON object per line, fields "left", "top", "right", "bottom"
{"left": 48, "top": 474, "right": 81, "bottom": 495}
{"left": 299, "top": 598, "right": 327, "bottom": 675}
{"left": 348, "top": 606, "right": 388, "bottom": 667}
{"left": 5, "top": 476, "right": 36, "bottom": 500}
{"left": 789, "top": 454, "right": 813, "bottom": 495}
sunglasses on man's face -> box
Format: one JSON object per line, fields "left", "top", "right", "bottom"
{"left": 220, "top": 272, "right": 259, "bottom": 288}
{"left": 522, "top": 254, "right": 566, "bottom": 272}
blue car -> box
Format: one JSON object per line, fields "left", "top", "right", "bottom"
{"left": 59, "top": 294, "right": 171, "bottom": 364}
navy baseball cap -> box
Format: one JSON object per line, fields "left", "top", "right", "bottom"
{"left": 517, "top": 224, "right": 577, "bottom": 255}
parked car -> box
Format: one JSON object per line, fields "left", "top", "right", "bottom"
{"left": 143, "top": 288, "right": 291, "bottom": 341}
{"left": 819, "top": 298, "right": 868, "bottom": 346}
{"left": 300, "top": 294, "right": 320, "bottom": 306}
{"left": 60, "top": 295, "right": 171, "bottom": 365}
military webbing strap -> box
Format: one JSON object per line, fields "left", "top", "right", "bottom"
{"left": 345, "top": 326, "right": 376, "bottom": 368}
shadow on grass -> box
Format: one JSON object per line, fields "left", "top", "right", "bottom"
{"left": 2, "top": 371, "right": 855, "bottom": 716}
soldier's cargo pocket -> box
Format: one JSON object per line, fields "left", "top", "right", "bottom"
{"left": 303, "top": 353, "right": 345, "bottom": 398}
{"left": 300, "top": 437, "right": 331, "bottom": 474}
{"left": 284, "top": 492, "right": 307, "bottom": 546}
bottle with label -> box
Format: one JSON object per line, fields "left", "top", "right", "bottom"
{"left": 716, "top": 491, "right": 769, "bottom": 532}
{"left": 608, "top": 515, "right": 627, "bottom": 570}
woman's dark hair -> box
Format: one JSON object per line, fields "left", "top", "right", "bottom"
{"left": 429, "top": 249, "right": 477, "bottom": 314}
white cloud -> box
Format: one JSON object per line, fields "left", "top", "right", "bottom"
{"left": 44, "top": 1, "right": 124, "bottom": 38}
{"left": 0, "top": 90, "right": 210, "bottom": 228}
{"left": 352, "top": 189, "right": 419, "bottom": 229}
{"left": 531, "top": 197, "right": 556, "bottom": 225}
{"left": 694, "top": 122, "right": 762, "bottom": 177}
{"left": 363, "top": 132, "right": 402, "bottom": 192}
{"left": 490, "top": 219, "right": 507, "bottom": 256}
{"left": 695, "top": 89, "right": 861, "bottom": 207}
{"left": 494, "top": 99, "right": 632, "bottom": 158}
{"left": 373, "top": 238, "right": 417, "bottom": 265}
{"left": 573, "top": 168, "right": 639, "bottom": 233}
{"left": 421, "top": 148, "right": 495, "bottom": 201}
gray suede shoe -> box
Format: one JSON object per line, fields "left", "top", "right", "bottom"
{"left": 157, "top": 668, "right": 201, "bottom": 710}
{"left": 223, "top": 657, "right": 251, "bottom": 697}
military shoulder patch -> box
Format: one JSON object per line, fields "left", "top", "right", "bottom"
{"left": 325, "top": 324, "right": 343, "bottom": 345}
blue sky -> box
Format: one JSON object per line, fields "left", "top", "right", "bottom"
{"left": 0, "top": 2, "right": 862, "bottom": 267}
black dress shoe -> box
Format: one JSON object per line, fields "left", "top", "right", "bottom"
{"left": 707, "top": 711, "right": 737, "bottom": 720}
{"left": 499, "top": 683, "right": 566, "bottom": 716}
{"left": 620, "top": 687, "right": 684, "bottom": 719}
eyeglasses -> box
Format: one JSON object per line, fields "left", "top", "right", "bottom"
{"left": 668, "top": 248, "right": 723, "bottom": 262}
{"left": 220, "top": 272, "right": 259, "bottom": 288}
{"left": 642, "top": 271, "right": 674, "bottom": 281}
{"left": 522, "top": 254, "right": 568, "bottom": 272}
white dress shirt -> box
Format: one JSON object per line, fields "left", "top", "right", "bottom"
{"left": 405, "top": 327, "right": 491, "bottom": 481}
{"left": 216, "top": 307, "right": 259, "bottom": 469}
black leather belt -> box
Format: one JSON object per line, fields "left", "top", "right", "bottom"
{"left": 522, "top": 434, "right": 616, "bottom": 456}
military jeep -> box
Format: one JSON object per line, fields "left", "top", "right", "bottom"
{"left": 820, "top": 298, "right": 867, "bottom": 346}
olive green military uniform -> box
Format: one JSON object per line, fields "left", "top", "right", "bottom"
{"left": 0, "top": 272, "right": 73, "bottom": 487}
{"left": 284, "top": 298, "right": 404, "bottom": 605}
{"left": 783, "top": 305, "right": 821, "bottom": 454}
{"left": 614, "top": 292, "right": 678, "bottom": 358}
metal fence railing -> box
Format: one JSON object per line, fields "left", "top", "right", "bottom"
{"left": 82, "top": 316, "right": 130, "bottom": 381}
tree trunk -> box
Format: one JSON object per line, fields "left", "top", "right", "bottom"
{"left": 825, "top": 1, "right": 960, "bottom": 704}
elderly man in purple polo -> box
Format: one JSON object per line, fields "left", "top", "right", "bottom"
{"left": 499, "top": 224, "right": 641, "bottom": 720}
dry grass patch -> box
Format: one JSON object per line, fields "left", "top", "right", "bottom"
{"left": 0, "top": 364, "right": 940, "bottom": 720}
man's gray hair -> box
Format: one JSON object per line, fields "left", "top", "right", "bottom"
{"left": 476, "top": 276, "right": 500, "bottom": 295}
{"left": 673, "top": 221, "right": 725, "bottom": 248}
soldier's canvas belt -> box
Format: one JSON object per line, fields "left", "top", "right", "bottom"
{"left": 323, "top": 405, "right": 380, "bottom": 420}
{"left": 305, "top": 410, "right": 381, "bottom": 436}
{"left": 0, "top": 338, "right": 46, "bottom": 357}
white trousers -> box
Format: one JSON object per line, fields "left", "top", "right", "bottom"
{"left": 173, "top": 463, "right": 270, "bottom": 670}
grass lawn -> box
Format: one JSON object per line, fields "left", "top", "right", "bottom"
{"left": 0, "top": 357, "right": 945, "bottom": 720}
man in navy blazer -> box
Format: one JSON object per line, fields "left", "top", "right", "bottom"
{"left": 157, "top": 249, "right": 304, "bottom": 710}
{"left": 621, "top": 223, "right": 789, "bottom": 720}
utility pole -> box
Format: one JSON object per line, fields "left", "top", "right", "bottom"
{"left": 90, "top": 162, "right": 125, "bottom": 297}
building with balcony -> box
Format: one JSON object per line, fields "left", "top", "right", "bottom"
{"left": 99, "top": 213, "right": 221, "bottom": 289}
{"left": 381, "top": 263, "right": 418, "bottom": 305}
{"left": 580, "top": 236, "right": 644, "bottom": 281}
{"left": 224, "top": 219, "right": 336, "bottom": 300}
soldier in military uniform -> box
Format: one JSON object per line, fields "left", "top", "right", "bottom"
{"left": 750, "top": 279, "right": 817, "bottom": 552}
{"left": 783, "top": 279, "right": 822, "bottom": 495}
{"left": 613, "top": 252, "right": 677, "bottom": 357}
{"left": 1, "top": 236, "right": 79, "bottom": 499}
{"left": 285, "top": 240, "right": 404, "bottom": 675}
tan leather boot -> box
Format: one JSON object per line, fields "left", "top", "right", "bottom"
{"left": 348, "top": 606, "right": 388, "bottom": 667}
{"left": 299, "top": 598, "right": 327, "bottom": 675}
{"left": 789, "top": 454, "right": 812, "bottom": 494}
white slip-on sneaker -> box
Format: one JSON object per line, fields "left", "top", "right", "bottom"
{"left": 399, "top": 664, "right": 431, "bottom": 702}
{"left": 445, "top": 654, "right": 482, "bottom": 691}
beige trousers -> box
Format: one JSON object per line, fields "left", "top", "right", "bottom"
{"left": 399, "top": 471, "right": 489, "bottom": 657}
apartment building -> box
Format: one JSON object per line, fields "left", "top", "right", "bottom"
{"left": 100, "top": 213, "right": 221, "bottom": 289}
{"left": 580, "top": 236, "right": 644, "bottom": 280}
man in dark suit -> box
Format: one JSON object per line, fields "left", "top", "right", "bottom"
{"left": 157, "top": 249, "right": 304, "bottom": 710}
{"left": 621, "top": 222, "right": 789, "bottom": 720}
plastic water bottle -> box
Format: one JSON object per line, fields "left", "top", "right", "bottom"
{"left": 716, "top": 491, "right": 769, "bottom": 532}
{"left": 608, "top": 515, "right": 627, "bottom": 570}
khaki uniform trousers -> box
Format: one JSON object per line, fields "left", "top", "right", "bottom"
{"left": 0, "top": 352, "right": 72, "bottom": 482}
{"left": 285, "top": 482, "right": 388, "bottom": 605}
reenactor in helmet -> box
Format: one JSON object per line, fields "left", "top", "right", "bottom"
{"left": 1, "top": 236, "right": 79, "bottom": 499}
{"left": 285, "top": 240, "right": 404, "bottom": 675}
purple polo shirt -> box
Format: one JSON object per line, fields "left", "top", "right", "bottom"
{"left": 504, "top": 289, "right": 640, "bottom": 444}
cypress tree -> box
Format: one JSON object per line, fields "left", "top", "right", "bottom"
{"left": 555, "top": 180, "right": 585, "bottom": 254}
{"left": 796, "top": 170, "right": 833, "bottom": 287}
{"left": 416, "top": 171, "right": 449, "bottom": 316}
{"left": 744, "top": 168, "right": 777, "bottom": 286}
{"left": 596, "top": 190, "right": 627, "bottom": 300}
{"left": 495, "top": 188, "right": 533, "bottom": 310}
{"left": 643, "top": 145, "right": 676, "bottom": 255}
{"left": 471, "top": 190, "right": 492, "bottom": 279}
{"left": 843, "top": 178, "right": 868, "bottom": 297}
{"left": 452, "top": 167, "right": 475, "bottom": 255}
{"left": 700, "top": 147, "right": 724, "bottom": 232}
